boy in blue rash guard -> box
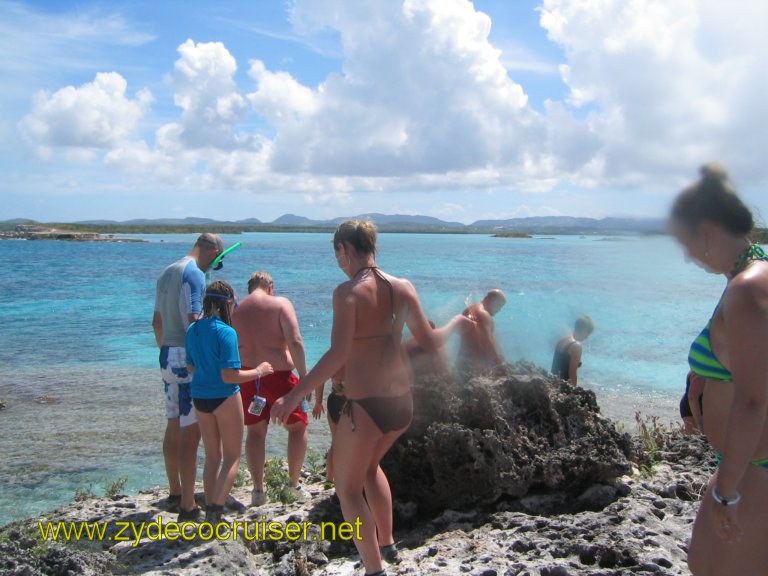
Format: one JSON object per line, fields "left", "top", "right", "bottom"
{"left": 185, "top": 280, "right": 273, "bottom": 524}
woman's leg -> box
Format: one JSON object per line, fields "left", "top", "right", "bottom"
{"left": 364, "top": 427, "right": 408, "bottom": 548}
{"left": 326, "top": 414, "right": 337, "bottom": 482}
{"left": 212, "top": 393, "right": 244, "bottom": 506}
{"left": 689, "top": 467, "right": 768, "bottom": 575}
{"left": 333, "top": 406, "right": 383, "bottom": 574}
{"left": 196, "top": 410, "right": 221, "bottom": 508}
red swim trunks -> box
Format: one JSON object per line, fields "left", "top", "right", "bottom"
{"left": 240, "top": 369, "right": 308, "bottom": 426}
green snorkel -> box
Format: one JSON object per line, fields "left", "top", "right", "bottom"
{"left": 206, "top": 241, "right": 242, "bottom": 284}
{"left": 211, "top": 242, "right": 241, "bottom": 270}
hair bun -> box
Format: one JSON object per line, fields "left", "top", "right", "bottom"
{"left": 700, "top": 162, "right": 729, "bottom": 183}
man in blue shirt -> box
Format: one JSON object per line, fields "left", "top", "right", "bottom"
{"left": 152, "top": 233, "right": 224, "bottom": 519}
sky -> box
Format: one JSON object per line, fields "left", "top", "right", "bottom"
{"left": 1, "top": 0, "right": 767, "bottom": 225}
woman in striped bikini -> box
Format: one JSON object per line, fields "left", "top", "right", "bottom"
{"left": 670, "top": 163, "right": 768, "bottom": 576}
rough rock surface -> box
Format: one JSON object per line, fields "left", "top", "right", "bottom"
{"left": 383, "top": 363, "right": 634, "bottom": 514}
{"left": 1, "top": 366, "right": 715, "bottom": 575}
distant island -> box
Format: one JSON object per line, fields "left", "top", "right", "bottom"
{"left": 0, "top": 224, "right": 144, "bottom": 242}
{"left": 1, "top": 213, "right": 670, "bottom": 237}
{"left": 492, "top": 232, "right": 533, "bottom": 238}
{"left": 2, "top": 213, "right": 766, "bottom": 240}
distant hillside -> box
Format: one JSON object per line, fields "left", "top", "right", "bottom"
{"left": 272, "top": 213, "right": 464, "bottom": 229}
{"left": 272, "top": 214, "right": 316, "bottom": 226}
{"left": 0, "top": 218, "right": 36, "bottom": 230}
{"left": 345, "top": 213, "right": 464, "bottom": 228}
{"left": 3, "top": 214, "right": 673, "bottom": 235}
{"left": 469, "top": 216, "right": 665, "bottom": 233}
{"left": 75, "top": 217, "right": 262, "bottom": 226}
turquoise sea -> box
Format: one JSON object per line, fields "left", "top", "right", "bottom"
{"left": 0, "top": 232, "right": 726, "bottom": 525}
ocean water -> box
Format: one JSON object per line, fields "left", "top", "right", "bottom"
{"left": 0, "top": 232, "right": 726, "bottom": 525}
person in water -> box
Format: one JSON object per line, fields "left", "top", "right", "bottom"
{"left": 270, "top": 220, "right": 472, "bottom": 576}
{"left": 456, "top": 289, "right": 507, "bottom": 375}
{"left": 670, "top": 163, "right": 768, "bottom": 576}
{"left": 185, "top": 280, "right": 272, "bottom": 524}
{"left": 681, "top": 371, "right": 705, "bottom": 435}
{"left": 551, "top": 316, "right": 595, "bottom": 386}
{"left": 231, "top": 271, "right": 309, "bottom": 506}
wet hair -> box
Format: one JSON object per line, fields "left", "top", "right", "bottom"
{"left": 574, "top": 316, "right": 595, "bottom": 337}
{"left": 671, "top": 163, "right": 753, "bottom": 236}
{"left": 203, "top": 280, "right": 236, "bottom": 325}
{"left": 333, "top": 220, "right": 377, "bottom": 256}
{"left": 248, "top": 271, "right": 273, "bottom": 294}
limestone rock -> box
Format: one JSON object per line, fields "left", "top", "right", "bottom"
{"left": 383, "top": 362, "right": 633, "bottom": 514}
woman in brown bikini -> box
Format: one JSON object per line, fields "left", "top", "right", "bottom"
{"left": 271, "top": 220, "right": 471, "bottom": 576}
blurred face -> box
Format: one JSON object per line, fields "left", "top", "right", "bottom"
{"left": 334, "top": 243, "right": 349, "bottom": 273}
{"left": 575, "top": 329, "right": 592, "bottom": 342}
{"left": 484, "top": 294, "right": 506, "bottom": 316}
{"left": 670, "top": 219, "right": 711, "bottom": 272}
{"left": 199, "top": 245, "right": 221, "bottom": 272}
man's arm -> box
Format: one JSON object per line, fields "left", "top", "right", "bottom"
{"left": 688, "top": 373, "right": 706, "bottom": 431}
{"left": 568, "top": 342, "right": 583, "bottom": 386}
{"left": 279, "top": 299, "right": 307, "bottom": 378}
{"left": 476, "top": 310, "right": 503, "bottom": 363}
{"left": 152, "top": 311, "right": 163, "bottom": 348}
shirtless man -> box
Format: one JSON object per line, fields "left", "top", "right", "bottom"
{"left": 456, "top": 289, "right": 507, "bottom": 376}
{"left": 231, "top": 271, "right": 308, "bottom": 505}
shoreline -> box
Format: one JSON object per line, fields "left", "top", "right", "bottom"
{"left": 1, "top": 430, "right": 713, "bottom": 575}
{"left": 0, "top": 225, "right": 145, "bottom": 242}
{"left": 0, "top": 366, "right": 685, "bottom": 527}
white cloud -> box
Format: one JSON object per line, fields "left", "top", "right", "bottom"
{"left": 19, "top": 72, "right": 152, "bottom": 157}
{"left": 247, "top": 60, "right": 318, "bottom": 125}
{"left": 169, "top": 39, "right": 249, "bottom": 149}
{"left": 539, "top": 0, "right": 768, "bottom": 185}
{"left": 14, "top": 0, "right": 768, "bottom": 206}
{"left": 267, "top": 0, "right": 536, "bottom": 178}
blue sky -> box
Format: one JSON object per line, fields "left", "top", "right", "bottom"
{"left": 1, "top": 0, "right": 766, "bottom": 224}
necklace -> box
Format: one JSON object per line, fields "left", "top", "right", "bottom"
{"left": 730, "top": 243, "right": 768, "bottom": 278}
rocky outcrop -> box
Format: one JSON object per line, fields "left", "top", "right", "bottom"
{"left": 383, "top": 362, "right": 633, "bottom": 515}
{"left": 0, "top": 433, "right": 713, "bottom": 576}
{"left": 0, "top": 366, "right": 714, "bottom": 575}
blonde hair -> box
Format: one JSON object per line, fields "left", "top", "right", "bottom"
{"left": 333, "top": 220, "right": 377, "bottom": 256}
{"left": 248, "top": 271, "right": 273, "bottom": 294}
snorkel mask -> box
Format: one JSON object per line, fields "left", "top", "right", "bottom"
{"left": 205, "top": 241, "right": 242, "bottom": 285}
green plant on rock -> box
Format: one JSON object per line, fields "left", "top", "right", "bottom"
{"left": 633, "top": 412, "right": 670, "bottom": 476}
{"left": 74, "top": 483, "right": 96, "bottom": 502}
{"left": 304, "top": 446, "right": 325, "bottom": 477}
{"left": 233, "top": 463, "right": 249, "bottom": 488}
{"left": 264, "top": 457, "right": 297, "bottom": 504}
{"left": 103, "top": 476, "right": 128, "bottom": 499}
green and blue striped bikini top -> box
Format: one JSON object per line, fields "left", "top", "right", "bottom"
{"left": 689, "top": 321, "right": 732, "bottom": 381}
{"left": 688, "top": 244, "right": 768, "bottom": 382}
